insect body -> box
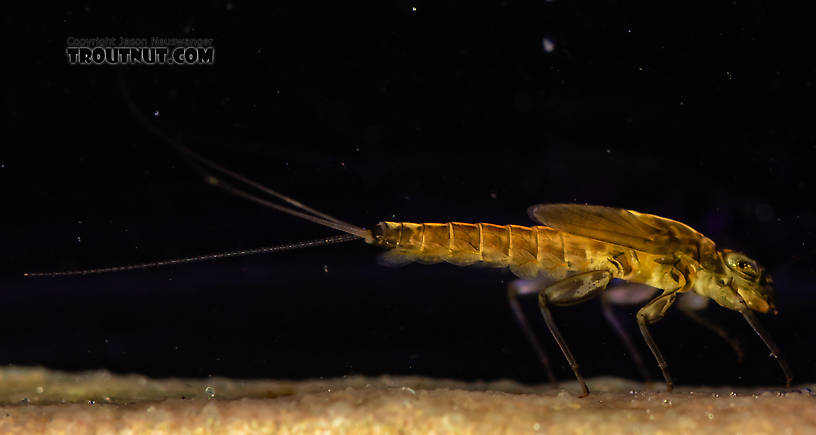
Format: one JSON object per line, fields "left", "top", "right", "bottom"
{"left": 27, "top": 141, "right": 792, "bottom": 397}
{"left": 361, "top": 206, "right": 791, "bottom": 396}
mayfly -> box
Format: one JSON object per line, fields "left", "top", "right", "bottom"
{"left": 26, "top": 81, "right": 792, "bottom": 397}
{"left": 26, "top": 144, "right": 793, "bottom": 397}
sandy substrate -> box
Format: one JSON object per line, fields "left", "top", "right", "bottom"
{"left": 0, "top": 366, "right": 813, "bottom": 434}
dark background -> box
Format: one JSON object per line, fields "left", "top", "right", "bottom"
{"left": 4, "top": 2, "right": 815, "bottom": 388}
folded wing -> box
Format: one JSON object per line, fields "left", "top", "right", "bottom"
{"left": 528, "top": 204, "right": 704, "bottom": 255}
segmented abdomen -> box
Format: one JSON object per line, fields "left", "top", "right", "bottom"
{"left": 375, "top": 221, "right": 612, "bottom": 280}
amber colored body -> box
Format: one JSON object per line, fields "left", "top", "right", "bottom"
{"left": 372, "top": 221, "right": 680, "bottom": 294}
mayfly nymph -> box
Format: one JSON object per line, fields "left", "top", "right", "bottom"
{"left": 27, "top": 127, "right": 792, "bottom": 397}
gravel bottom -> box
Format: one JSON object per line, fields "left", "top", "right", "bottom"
{"left": 0, "top": 366, "right": 813, "bottom": 434}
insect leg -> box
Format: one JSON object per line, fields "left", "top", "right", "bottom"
{"left": 538, "top": 270, "right": 613, "bottom": 397}
{"left": 601, "top": 292, "right": 653, "bottom": 382}
{"left": 741, "top": 309, "right": 793, "bottom": 387}
{"left": 507, "top": 279, "right": 557, "bottom": 384}
{"left": 677, "top": 293, "right": 744, "bottom": 364}
{"left": 636, "top": 292, "right": 678, "bottom": 392}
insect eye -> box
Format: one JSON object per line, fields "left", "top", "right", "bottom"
{"left": 725, "top": 252, "right": 759, "bottom": 278}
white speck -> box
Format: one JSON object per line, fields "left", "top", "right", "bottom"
{"left": 340, "top": 161, "right": 345, "bottom": 167}
{"left": 76, "top": 236, "right": 81, "bottom": 243}
{"left": 0, "top": 163, "right": 4, "bottom": 168}
{"left": 35, "top": 386, "right": 44, "bottom": 394}
{"left": 355, "top": 147, "right": 360, "bottom": 152}
{"left": 153, "top": 110, "right": 159, "bottom": 117}
{"left": 323, "top": 265, "right": 329, "bottom": 273}
{"left": 88, "top": 400, "right": 95, "bottom": 406}
{"left": 411, "top": 6, "right": 417, "bottom": 12}
{"left": 490, "top": 191, "right": 497, "bottom": 199}
{"left": 77, "top": 220, "right": 83, "bottom": 224}
{"left": 605, "top": 148, "right": 612, "bottom": 154}
{"left": 637, "top": 66, "right": 644, "bottom": 71}
{"left": 725, "top": 71, "right": 733, "bottom": 80}
{"left": 627, "top": 28, "right": 632, "bottom": 33}
{"left": 533, "top": 422, "right": 541, "bottom": 431}
{"left": 541, "top": 37, "right": 555, "bottom": 53}
{"left": 205, "top": 386, "right": 216, "bottom": 399}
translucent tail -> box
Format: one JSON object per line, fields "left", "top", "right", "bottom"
{"left": 25, "top": 234, "right": 360, "bottom": 277}
{"left": 24, "top": 73, "right": 372, "bottom": 278}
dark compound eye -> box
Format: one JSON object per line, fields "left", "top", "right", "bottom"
{"left": 725, "top": 252, "right": 760, "bottom": 278}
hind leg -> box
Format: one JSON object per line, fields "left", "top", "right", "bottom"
{"left": 536, "top": 270, "right": 613, "bottom": 397}
{"left": 507, "top": 279, "right": 557, "bottom": 383}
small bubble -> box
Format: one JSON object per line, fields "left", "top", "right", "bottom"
{"left": 88, "top": 400, "right": 95, "bottom": 406}
{"left": 541, "top": 37, "right": 555, "bottom": 53}
{"left": 712, "top": 393, "right": 719, "bottom": 398}
{"left": 706, "top": 412, "right": 714, "bottom": 420}
{"left": 533, "top": 422, "right": 541, "bottom": 431}
{"left": 153, "top": 110, "right": 160, "bottom": 117}
{"left": 35, "top": 386, "right": 44, "bottom": 394}
{"left": 729, "top": 391, "right": 737, "bottom": 397}
{"left": 76, "top": 236, "right": 81, "bottom": 243}
{"left": 205, "top": 386, "right": 216, "bottom": 399}
{"left": 663, "top": 399, "right": 672, "bottom": 406}
{"left": 605, "top": 148, "right": 612, "bottom": 154}
{"left": 490, "top": 191, "right": 497, "bottom": 199}
{"left": 323, "top": 265, "right": 329, "bottom": 273}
